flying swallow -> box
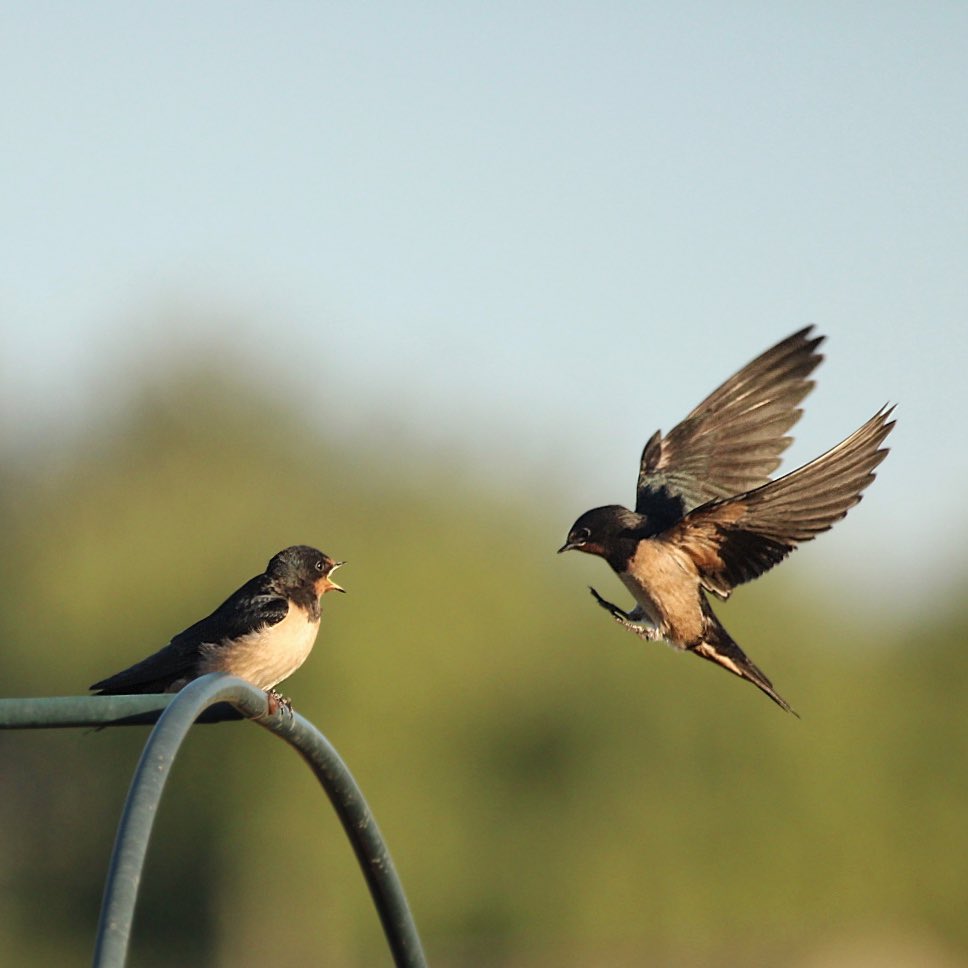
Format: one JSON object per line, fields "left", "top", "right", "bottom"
{"left": 91, "top": 545, "right": 344, "bottom": 708}
{"left": 558, "top": 327, "right": 894, "bottom": 714}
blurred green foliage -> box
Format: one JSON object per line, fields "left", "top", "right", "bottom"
{"left": 0, "top": 364, "right": 965, "bottom": 967}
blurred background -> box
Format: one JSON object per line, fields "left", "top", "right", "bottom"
{"left": 1, "top": 3, "right": 965, "bottom": 966}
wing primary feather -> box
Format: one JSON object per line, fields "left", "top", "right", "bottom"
{"left": 636, "top": 328, "right": 825, "bottom": 517}
{"left": 666, "top": 405, "right": 894, "bottom": 594}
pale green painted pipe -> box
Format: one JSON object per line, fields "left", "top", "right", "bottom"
{"left": 0, "top": 675, "right": 427, "bottom": 968}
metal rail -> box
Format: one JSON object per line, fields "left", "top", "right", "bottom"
{"left": 0, "top": 674, "right": 427, "bottom": 968}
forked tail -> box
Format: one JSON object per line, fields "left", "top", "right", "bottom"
{"left": 692, "top": 618, "right": 798, "bottom": 716}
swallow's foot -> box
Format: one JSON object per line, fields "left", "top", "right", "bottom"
{"left": 265, "top": 689, "right": 294, "bottom": 716}
{"left": 589, "top": 586, "right": 630, "bottom": 619}
{"left": 589, "top": 587, "right": 660, "bottom": 640}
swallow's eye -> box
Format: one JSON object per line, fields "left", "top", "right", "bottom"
{"left": 315, "top": 559, "right": 324, "bottom": 572}
{"left": 575, "top": 527, "right": 591, "bottom": 543}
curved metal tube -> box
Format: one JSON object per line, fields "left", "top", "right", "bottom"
{"left": 0, "top": 693, "right": 180, "bottom": 728}
{"left": 0, "top": 676, "right": 427, "bottom": 968}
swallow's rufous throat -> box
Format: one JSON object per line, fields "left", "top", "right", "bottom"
{"left": 558, "top": 327, "right": 894, "bottom": 714}
{"left": 91, "top": 545, "right": 344, "bottom": 709}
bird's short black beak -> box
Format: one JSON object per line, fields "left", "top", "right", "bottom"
{"left": 557, "top": 540, "right": 579, "bottom": 554}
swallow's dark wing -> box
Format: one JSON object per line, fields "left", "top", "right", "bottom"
{"left": 89, "top": 640, "right": 199, "bottom": 694}
{"left": 635, "top": 327, "right": 824, "bottom": 530}
{"left": 168, "top": 575, "right": 290, "bottom": 652}
{"left": 662, "top": 406, "right": 894, "bottom": 599}
{"left": 90, "top": 575, "right": 290, "bottom": 694}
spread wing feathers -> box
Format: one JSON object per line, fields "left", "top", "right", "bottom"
{"left": 90, "top": 578, "right": 290, "bottom": 694}
{"left": 635, "top": 327, "right": 824, "bottom": 524}
{"left": 665, "top": 406, "right": 895, "bottom": 598}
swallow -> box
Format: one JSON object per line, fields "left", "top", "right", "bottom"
{"left": 558, "top": 327, "right": 894, "bottom": 714}
{"left": 91, "top": 545, "right": 345, "bottom": 709}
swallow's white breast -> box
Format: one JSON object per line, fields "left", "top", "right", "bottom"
{"left": 198, "top": 605, "right": 321, "bottom": 690}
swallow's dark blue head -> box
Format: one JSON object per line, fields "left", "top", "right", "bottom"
{"left": 268, "top": 545, "right": 345, "bottom": 595}
{"left": 558, "top": 505, "right": 647, "bottom": 563}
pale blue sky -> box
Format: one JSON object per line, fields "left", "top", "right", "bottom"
{"left": 2, "top": 3, "right": 965, "bottom": 608}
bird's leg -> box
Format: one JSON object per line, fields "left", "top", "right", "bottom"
{"left": 265, "top": 688, "right": 294, "bottom": 716}
{"left": 589, "top": 587, "right": 661, "bottom": 640}
{"left": 589, "top": 586, "right": 630, "bottom": 620}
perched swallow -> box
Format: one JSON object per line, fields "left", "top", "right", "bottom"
{"left": 558, "top": 327, "right": 894, "bottom": 714}
{"left": 91, "top": 545, "right": 344, "bottom": 707}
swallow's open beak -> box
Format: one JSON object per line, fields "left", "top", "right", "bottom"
{"left": 324, "top": 561, "right": 346, "bottom": 593}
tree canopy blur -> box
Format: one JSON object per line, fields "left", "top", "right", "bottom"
{"left": 0, "top": 361, "right": 964, "bottom": 968}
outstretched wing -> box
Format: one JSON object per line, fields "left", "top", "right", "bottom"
{"left": 662, "top": 406, "right": 894, "bottom": 599}
{"left": 636, "top": 327, "right": 825, "bottom": 530}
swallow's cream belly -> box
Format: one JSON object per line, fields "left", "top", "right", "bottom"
{"left": 197, "top": 606, "right": 321, "bottom": 689}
